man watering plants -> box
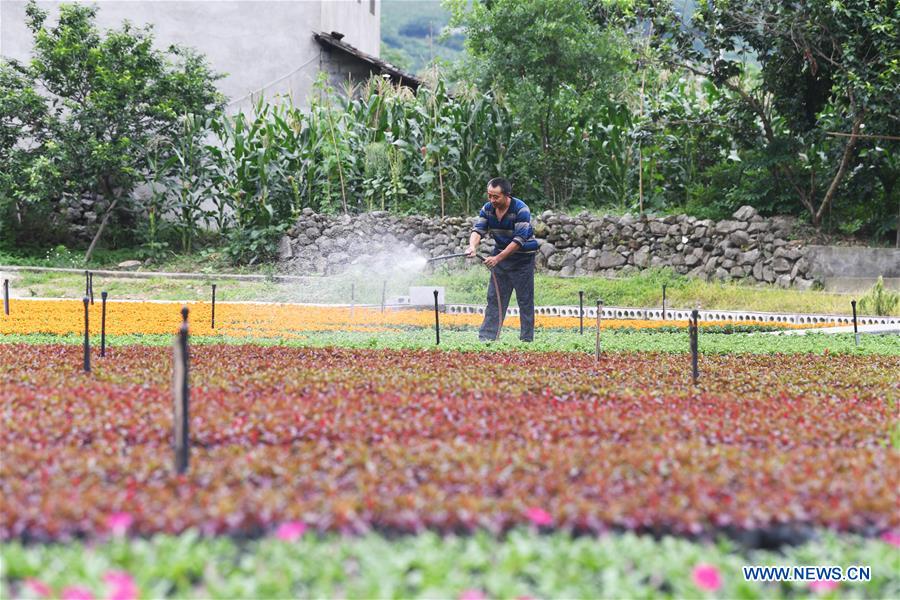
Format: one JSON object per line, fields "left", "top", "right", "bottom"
{"left": 465, "top": 177, "right": 539, "bottom": 342}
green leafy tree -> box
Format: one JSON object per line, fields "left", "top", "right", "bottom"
{"left": 0, "top": 62, "right": 50, "bottom": 240}
{"left": 448, "top": 0, "right": 629, "bottom": 207}
{"left": 639, "top": 0, "right": 899, "bottom": 231}
{"left": 1, "top": 1, "right": 224, "bottom": 260}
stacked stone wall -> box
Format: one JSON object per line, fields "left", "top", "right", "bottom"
{"left": 281, "top": 205, "right": 815, "bottom": 288}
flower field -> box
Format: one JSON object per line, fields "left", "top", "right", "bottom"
{"left": 0, "top": 299, "right": 829, "bottom": 338}
{"left": 1, "top": 298, "right": 897, "bottom": 599}
{"left": 2, "top": 343, "right": 897, "bottom": 542}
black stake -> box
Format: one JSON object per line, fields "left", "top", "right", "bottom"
{"left": 3, "top": 279, "right": 8, "bottom": 315}
{"left": 211, "top": 284, "right": 216, "bottom": 329}
{"left": 579, "top": 290, "right": 584, "bottom": 335}
{"left": 100, "top": 291, "right": 108, "bottom": 357}
{"left": 85, "top": 270, "right": 90, "bottom": 297}
{"left": 690, "top": 308, "right": 700, "bottom": 384}
{"left": 595, "top": 300, "right": 603, "bottom": 361}
{"left": 89, "top": 272, "right": 94, "bottom": 305}
{"left": 433, "top": 289, "right": 441, "bottom": 345}
{"left": 381, "top": 281, "right": 387, "bottom": 314}
{"left": 851, "top": 299, "right": 859, "bottom": 346}
{"left": 173, "top": 309, "right": 190, "bottom": 474}
{"left": 662, "top": 283, "right": 667, "bottom": 320}
{"left": 82, "top": 296, "right": 91, "bottom": 373}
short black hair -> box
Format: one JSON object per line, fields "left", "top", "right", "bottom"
{"left": 487, "top": 177, "right": 511, "bottom": 197}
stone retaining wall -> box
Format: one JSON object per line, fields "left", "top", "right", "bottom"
{"left": 280, "top": 205, "right": 817, "bottom": 288}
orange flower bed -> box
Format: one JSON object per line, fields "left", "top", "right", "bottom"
{"left": 0, "top": 299, "right": 830, "bottom": 338}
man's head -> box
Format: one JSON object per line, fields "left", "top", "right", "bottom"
{"left": 487, "top": 177, "right": 511, "bottom": 211}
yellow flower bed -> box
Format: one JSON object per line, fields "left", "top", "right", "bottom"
{"left": 0, "top": 299, "right": 831, "bottom": 338}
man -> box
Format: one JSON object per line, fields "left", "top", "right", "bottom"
{"left": 466, "top": 177, "right": 539, "bottom": 342}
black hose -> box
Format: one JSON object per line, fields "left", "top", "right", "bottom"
{"left": 489, "top": 267, "right": 502, "bottom": 341}
{"left": 425, "top": 251, "right": 504, "bottom": 340}
{"left": 474, "top": 253, "right": 503, "bottom": 341}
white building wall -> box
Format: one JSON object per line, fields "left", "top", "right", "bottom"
{"left": 0, "top": 0, "right": 381, "bottom": 112}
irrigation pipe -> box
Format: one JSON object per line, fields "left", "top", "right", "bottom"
{"left": 428, "top": 253, "right": 503, "bottom": 341}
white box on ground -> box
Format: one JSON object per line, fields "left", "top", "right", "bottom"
{"left": 410, "top": 286, "right": 445, "bottom": 306}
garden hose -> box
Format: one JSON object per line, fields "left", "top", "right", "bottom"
{"left": 431, "top": 251, "right": 503, "bottom": 341}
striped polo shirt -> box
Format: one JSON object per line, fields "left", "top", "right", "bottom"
{"left": 472, "top": 197, "right": 539, "bottom": 255}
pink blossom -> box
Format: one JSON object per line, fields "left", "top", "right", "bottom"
{"left": 458, "top": 590, "right": 487, "bottom": 600}
{"left": 880, "top": 530, "right": 900, "bottom": 548}
{"left": 275, "top": 520, "right": 307, "bottom": 541}
{"left": 23, "top": 578, "right": 53, "bottom": 598}
{"left": 691, "top": 563, "right": 722, "bottom": 592}
{"left": 105, "top": 512, "right": 133, "bottom": 537}
{"left": 809, "top": 580, "right": 840, "bottom": 593}
{"left": 104, "top": 570, "right": 139, "bottom": 600}
{"left": 525, "top": 507, "right": 553, "bottom": 527}
{"left": 61, "top": 586, "right": 95, "bottom": 600}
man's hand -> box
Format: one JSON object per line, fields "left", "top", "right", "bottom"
{"left": 483, "top": 255, "right": 502, "bottom": 269}
{"left": 465, "top": 244, "right": 477, "bottom": 258}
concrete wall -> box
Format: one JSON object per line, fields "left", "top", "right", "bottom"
{"left": 805, "top": 245, "right": 900, "bottom": 292}
{"left": 805, "top": 246, "right": 900, "bottom": 278}
{"left": 0, "top": 0, "right": 380, "bottom": 112}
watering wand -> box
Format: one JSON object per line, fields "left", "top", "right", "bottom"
{"left": 427, "top": 252, "right": 475, "bottom": 263}
{"left": 428, "top": 251, "right": 498, "bottom": 265}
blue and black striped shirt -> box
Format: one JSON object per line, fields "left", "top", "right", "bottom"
{"left": 472, "top": 197, "right": 539, "bottom": 255}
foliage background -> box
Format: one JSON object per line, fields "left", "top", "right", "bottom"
{"left": 1, "top": 0, "right": 897, "bottom": 265}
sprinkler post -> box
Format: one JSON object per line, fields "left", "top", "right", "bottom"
{"left": 100, "top": 291, "right": 108, "bottom": 357}
{"left": 3, "top": 279, "right": 8, "bottom": 315}
{"left": 851, "top": 300, "right": 859, "bottom": 346}
{"left": 211, "top": 283, "right": 216, "bottom": 329}
{"left": 595, "top": 300, "right": 603, "bottom": 361}
{"left": 89, "top": 272, "right": 94, "bottom": 305}
{"left": 433, "top": 289, "right": 441, "bottom": 345}
{"left": 690, "top": 308, "right": 700, "bottom": 384}
{"left": 662, "top": 283, "right": 667, "bottom": 320}
{"left": 579, "top": 290, "right": 584, "bottom": 334}
{"left": 85, "top": 270, "right": 90, "bottom": 297}
{"left": 381, "top": 281, "right": 387, "bottom": 314}
{"left": 173, "top": 308, "right": 190, "bottom": 474}
{"left": 82, "top": 296, "right": 90, "bottom": 373}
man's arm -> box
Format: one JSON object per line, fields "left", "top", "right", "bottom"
{"left": 466, "top": 231, "right": 482, "bottom": 257}
{"left": 467, "top": 205, "right": 490, "bottom": 257}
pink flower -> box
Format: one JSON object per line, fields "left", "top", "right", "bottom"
{"left": 61, "top": 586, "right": 95, "bottom": 600}
{"left": 880, "top": 530, "right": 900, "bottom": 548}
{"left": 105, "top": 512, "right": 133, "bottom": 537}
{"left": 809, "top": 580, "right": 840, "bottom": 593}
{"left": 275, "top": 521, "right": 307, "bottom": 542}
{"left": 23, "top": 578, "right": 53, "bottom": 598}
{"left": 458, "top": 590, "right": 487, "bottom": 600}
{"left": 104, "top": 571, "right": 139, "bottom": 600}
{"left": 692, "top": 563, "right": 722, "bottom": 592}
{"left": 525, "top": 507, "right": 553, "bottom": 527}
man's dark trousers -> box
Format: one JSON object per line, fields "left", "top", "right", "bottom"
{"left": 479, "top": 253, "right": 535, "bottom": 342}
